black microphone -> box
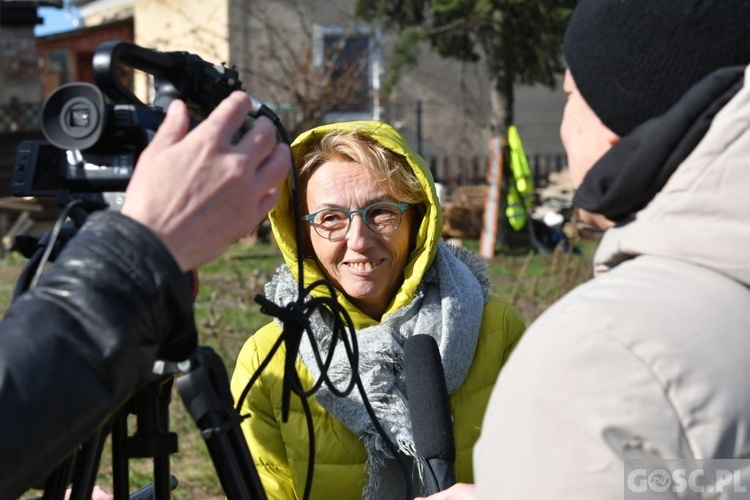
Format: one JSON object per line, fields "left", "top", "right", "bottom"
{"left": 404, "top": 334, "right": 456, "bottom": 494}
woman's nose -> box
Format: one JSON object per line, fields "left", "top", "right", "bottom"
{"left": 345, "top": 214, "right": 373, "bottom": 246}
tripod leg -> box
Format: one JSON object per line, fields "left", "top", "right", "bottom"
{"left": 177, "top": 346, "right": 267, "bottom": 500}
{"left": 42, "top": 452, "right": 75, "bottom": 500}
{"left": 43, "top": 428, "right": 115, "bottom": 500}
{"left": 113, "top": 376, "right": 179, "bottom": 499}
{"left": 67, "top": 427, "right": 108, "bottom": 500}
{"left": 153, "top": 450, "right": 172, "bottom": 497}
{"left": 111, "top": 412, "right": 131, "bottom": 499}
{"left": 139, "top": 377, "right": 174, "bottom": 499}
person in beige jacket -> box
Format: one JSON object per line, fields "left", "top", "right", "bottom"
{"left": 425, "top": 0, "right": 750, "bottom": 499}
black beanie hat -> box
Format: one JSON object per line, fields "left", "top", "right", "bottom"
{"left": 563, "top": 0, "right": 750, "bottom": 137}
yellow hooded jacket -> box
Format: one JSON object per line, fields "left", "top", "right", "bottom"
{"left": 230, "top": 121, "right": 525, "bottom": 499}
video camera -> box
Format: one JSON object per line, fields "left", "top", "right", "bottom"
{"left": 12, "top": 41, "right": 246, "bottom": 201}
{"left": 10, "top": 42, "right": 278, "bottom": 500}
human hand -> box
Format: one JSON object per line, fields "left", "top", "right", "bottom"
{"left": 121, "top": 91, "right": 289, "bottom": 271}
{"left": 415, "top": 483, "right": 476, "bottom": 500}
{"left": 64, "top": 485, "right": 113, "bottom": 500}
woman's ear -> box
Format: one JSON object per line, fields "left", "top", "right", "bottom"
{"left": 409, "top": 203, "right": 426, "bottom": 249}
{"left": 301, "top": 223, "right": 314, "bottom": 257}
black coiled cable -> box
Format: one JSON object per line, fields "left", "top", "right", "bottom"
{"left": 234, "top": 103, "right": 412, "bottom": 500}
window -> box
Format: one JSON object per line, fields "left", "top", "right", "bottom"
{"left": 314, "top": 25, "right": 382, "bottom": 122}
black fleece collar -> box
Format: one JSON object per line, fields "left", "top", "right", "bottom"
{"left": 573, "top": 66, "right": 746, "bottom": 225}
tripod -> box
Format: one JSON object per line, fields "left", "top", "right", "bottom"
{"left": 16, "top": 197, "right": 267, "bottom": 500}
{"left": 35, "top": 350, "right": 266, "bottom": 500}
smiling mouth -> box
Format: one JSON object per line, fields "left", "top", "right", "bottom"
{"left": 345, "top": 259, "right": 384, "bottom": 271}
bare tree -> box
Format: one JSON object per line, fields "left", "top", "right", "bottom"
{"left": 230, "top": 0, "right": 380, "bottom": 138}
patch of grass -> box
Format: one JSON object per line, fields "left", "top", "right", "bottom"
{"left": 9, "top": 234, "right": 598, "bottom": 498}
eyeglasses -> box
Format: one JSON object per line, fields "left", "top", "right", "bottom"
{"left": 303, "top": 201, "right": 410, "bottom": 241}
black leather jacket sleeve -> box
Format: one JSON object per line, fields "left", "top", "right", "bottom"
{"left": 0, "top": 210, "right": 197, "bottom": 499}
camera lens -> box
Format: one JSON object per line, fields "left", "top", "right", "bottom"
{"left": 68, "top": 108, "right": 91, "bottom": 127}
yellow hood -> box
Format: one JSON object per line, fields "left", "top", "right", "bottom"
{"left": 268, "top": 121, "right": 443, "bottom": 327}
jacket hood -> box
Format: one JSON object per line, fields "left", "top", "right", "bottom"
{"left": 268, "top": 121, "right": 443, "bottom": 325}
{"left": 592, "top": 65, "right": 750, "bottom": 285}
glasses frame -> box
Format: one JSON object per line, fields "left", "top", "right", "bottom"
{"left": 303, "top": 201, "right": 410, "bottom": 242}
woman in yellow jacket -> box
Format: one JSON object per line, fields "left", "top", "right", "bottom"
{"left": 230, "top": 121, "right": 525, "bottom": 499}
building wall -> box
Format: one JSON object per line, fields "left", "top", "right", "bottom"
{"left": 0, "top": 24, "right": 43, "bottom": 110}
{"left": 76, "top": 0, "right": 133, "bottom": 26}
{"left": 380, "top": 36, "right": 566, "bottom": 160}
{"left": 514, "top": 80, "right": 566, "bottom": 158}
{"left": 133, "top": 0, "right": 231, "bottom": 100}
{"left": 0, "top": 2, "right": 63, "bottom": 236}
{"left": 134, "top": 0, "right": 230, "bottom": 63}
{"left": 387, "top": 45, "right": 494, "bottom": 158}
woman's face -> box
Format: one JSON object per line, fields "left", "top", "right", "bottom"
{"left": 305, "top": 160, "right": 414, "bottom": 320}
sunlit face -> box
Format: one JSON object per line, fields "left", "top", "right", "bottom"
{"left": 560, "top": 69, "right": 619, "bottom": 230}
{"left": 305, "top": 160, "right": 413, "bottom": 320}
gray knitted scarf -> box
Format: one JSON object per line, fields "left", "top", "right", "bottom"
{"left": 263, "top": 241, "right": 490, "bottom": 499}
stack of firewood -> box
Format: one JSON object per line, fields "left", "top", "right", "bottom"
{"left": 442, "top": 185, "right": 487, "bottom": 239}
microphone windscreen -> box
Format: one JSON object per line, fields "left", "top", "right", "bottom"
{"left": 404, "top": 334, "right": 456, "bottom": 461}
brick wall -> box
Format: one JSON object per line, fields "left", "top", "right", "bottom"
{"left": 0, "top": 24, "right": 44, "bottom": 108}
{"left": 36, "top": 19, "right": 134, "bottom": 98}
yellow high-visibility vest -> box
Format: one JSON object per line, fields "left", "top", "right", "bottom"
{"left": 505, "top": 125, "right": 534, "bottom": 231}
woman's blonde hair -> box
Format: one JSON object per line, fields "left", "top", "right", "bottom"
{"left": 296, "top": 129, "right": 426, "bottom": 207}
